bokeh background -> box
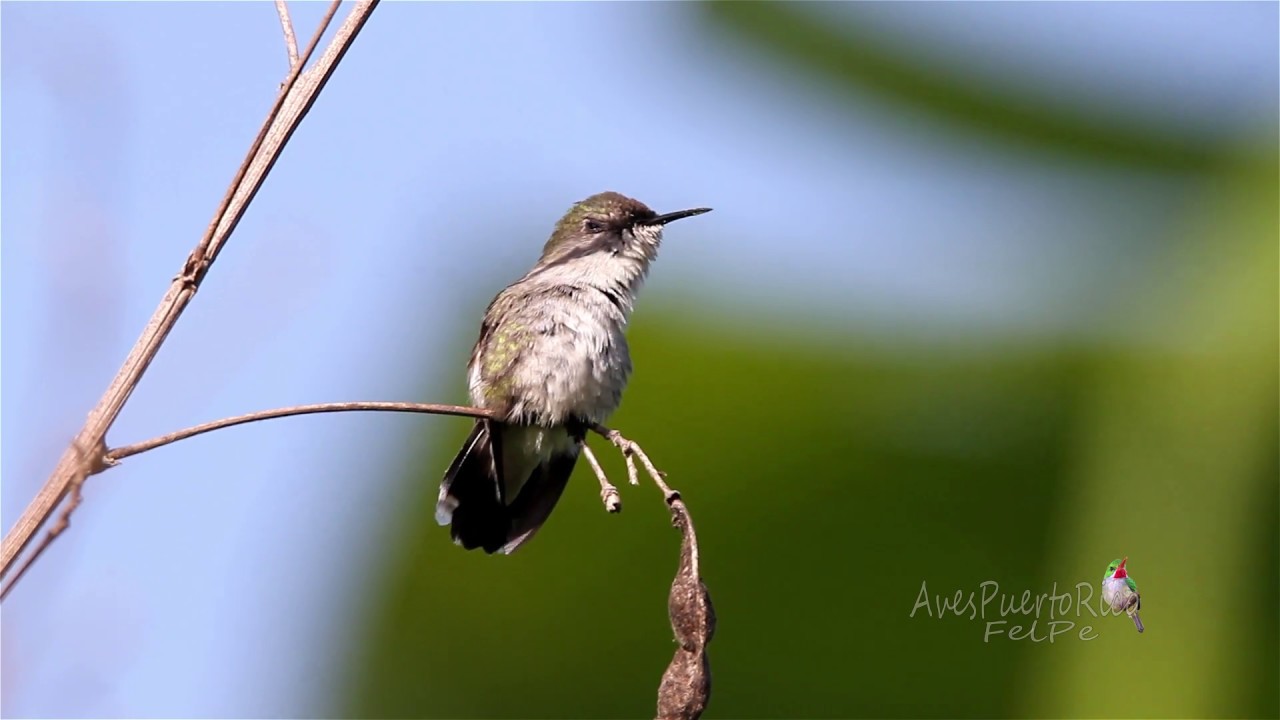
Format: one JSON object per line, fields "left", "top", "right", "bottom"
{"left": 2, "top": 2, "right": 1276, "bottom": 718}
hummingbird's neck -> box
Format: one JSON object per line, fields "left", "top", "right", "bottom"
{"left": 523, "top": 229, "right": 660, "bottom": 304}
{"left": 529, "top": 253, "right": 652, "bottom": 312}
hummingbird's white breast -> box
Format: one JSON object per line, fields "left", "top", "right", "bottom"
{"left": 467, "top": 234, "right": 657, "bottom": 428}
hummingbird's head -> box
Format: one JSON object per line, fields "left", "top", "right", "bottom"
{"left": 1107, "top": 557, "right": 1129, "bottom": 579}
{"left": 533, "top": 192, "right": 711, "bottom": 278}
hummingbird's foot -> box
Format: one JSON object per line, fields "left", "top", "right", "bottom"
{"left": 579, "top": 441, "right": 622, "bottom": 513}
{"left": 588, "top": 422, "right": 680, "bottom": 504}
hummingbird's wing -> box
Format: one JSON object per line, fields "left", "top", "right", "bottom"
{"left": 1126, "top": 577, "right": 1138, "bottom": 594}
{"left": 467, "top": 293, "right": 537, "bottom": 416}
{"left": 500, "top": 444, "right": 579, "bottom": 554}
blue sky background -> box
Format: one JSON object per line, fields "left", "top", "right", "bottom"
{"left": 2, "top": 2, "right": 1275, "bottom": 716}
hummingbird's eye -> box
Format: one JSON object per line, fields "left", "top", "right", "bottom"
{"left": 583, "top": 219, "right": 605, "bottom": 233}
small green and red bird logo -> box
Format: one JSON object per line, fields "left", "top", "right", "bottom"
{"left": 1102, "top": 556, "right": 1144, "bottom": 633}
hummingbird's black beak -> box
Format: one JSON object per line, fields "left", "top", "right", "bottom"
{"left": 642, "top": 207, "right": 712, "bottom": 226}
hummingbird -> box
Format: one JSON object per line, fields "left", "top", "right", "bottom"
{"left": 435, "top": 191, "right": 712, "bottom": 554}
{"left": 1102, "top": 557, "right": 1144, "bottom": 633}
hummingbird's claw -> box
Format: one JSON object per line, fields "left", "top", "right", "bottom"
{"left": 580, "top": 441, "right": 622, "bottom": 514}
{"left": 601, "top": 488, "right": 622, "bottom": 513}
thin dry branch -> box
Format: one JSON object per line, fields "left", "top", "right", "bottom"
{"left": 587, "top": 424, "right": 715, "bottom": 720}
{"left": 0, "top": 0, "right": 379, "bottom": 593}
{"left": 108, "top": 402, "right": 500, "bottom": 462}
{"left": 275, "top": 0, "right": 301, "bottom": 68}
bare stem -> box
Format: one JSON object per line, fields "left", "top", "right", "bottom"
{"left": 108, "top": 402, "right": 501, "bottom": 462}
{"left": 579, "top": 442, "right": 622, "bottom": 513}
{"left": 582, "top": 422, "right": 714, "bottom": 718}
{"left": 275, "top": 0, "right": 301, "bottom": 68}
{"left": 0, "top": 0, "right": 379, "bottom": 593}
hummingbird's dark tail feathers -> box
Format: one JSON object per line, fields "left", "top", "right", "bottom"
{"left": 435, "top": 420, "right": 580, "bottom": 554}
{"left": 436, "top": 420, "right": 508, "bottom": 553}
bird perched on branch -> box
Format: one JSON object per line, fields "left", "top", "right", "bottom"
{"left": 435, "top": 191, "right": 711, "bottom": 553}
{"left": 1102, "top": 556, "right": 1144, "bottom": 633}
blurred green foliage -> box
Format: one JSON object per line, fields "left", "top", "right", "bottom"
{"left": 701, "top": 2, "right": 1244, "bottom": 173}
{"left": 345, "top": 5, "right": 1276, "bottom": 718}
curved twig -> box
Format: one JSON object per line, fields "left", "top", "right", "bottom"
{"left": 586, "top": 423, "right": 715, "bottom": 719}
{"left": 107, "top": 402, "right": 500, "bottom": 462}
